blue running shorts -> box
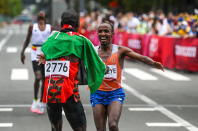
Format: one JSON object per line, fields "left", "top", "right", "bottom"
{"left": 90, "top": 88, "right": 125, "bottom": 107}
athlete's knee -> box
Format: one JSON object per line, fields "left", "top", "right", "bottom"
{"left": 35, "top": 70, "right": 42, "bottom": 80}
{"left": 108, "top": 121, "right": 118, "bottom": 131}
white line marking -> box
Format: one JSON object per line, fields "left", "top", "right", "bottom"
{"left": 62, "top": 111, "right": 65, "bottom": 116}
{"left": 6, "top": 47, "right": 17, "bottom": 53}
{"left": 25, "top": 47, "right": 31, "bottom": 53}
{"left": 11, "top": 69, "right": 28, "bottom": 80}
{"left": 0, "top": 123, "right": 13, "bottom": 127}
{"left": 128, "top": 107, "right": 158, "bottom": 111}
{"left": 0, "top": 32, "right": 13, "bottom": 51}
{"left": 151, "top": 69, "right": 191, "bottom": 81}
{"left": 125, "top": 68, "right": 158, "bottom": 80}
{"left": 122, "top": 83, "right": 198, "bottom": 131}
{"left": 0, "top": 108, "right": 13, "bottom": 112}
{"left": 0, "top": 105, "right": 30, "bottom": 108}
{"left": 146, "top": 123, "right": 182, "bottom": 127}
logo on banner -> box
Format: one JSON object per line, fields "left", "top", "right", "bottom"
{"left": 128, "top": 39, "right": 141, "bottom": 49}
{"left": 175, "top": 45, "right": 197, "bottom": 57}
{"left": 149, "top": 38, "right": 158, "bottom": 57}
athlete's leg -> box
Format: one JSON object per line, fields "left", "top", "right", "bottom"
{"left": 107, "top": 101, "right": 123, "bottom": 131}
{"left": 40, "top": 63, "right": 45, "bottom": 101}
{"left": 47, "top": 103, "right": 63, "bottom": 131}
{"left": 63, "top": 95, "right": 86, "bottom": 131}
{"left": 33, "top": 76, "right": 40, "bottom": 100}
{"left": 32, "top": 61, "right": 43, "bottom": 100}
{"left": 92, "top": 104, "right": 107, "bottom": 131}
{"left": 34, "top": 63, "right": 45, "bottom": 114}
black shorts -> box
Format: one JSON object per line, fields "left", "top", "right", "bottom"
{"left": 32, "top": 61, "right": 45, "bottom": 77}
{"left": 47, "top": 95, "right": 86, "bottom": 129}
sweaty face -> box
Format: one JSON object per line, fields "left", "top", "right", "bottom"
{"left": 98, "top": 23, "right": 113, "bottom": 45}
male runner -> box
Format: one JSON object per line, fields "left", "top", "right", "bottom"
{"left": 39, "top": 10, "right": 106, "bottom": 131}
{"left": 20, "top": 11, "right": 53, "bottom": 114}
{"left": 91, "top": 22, "right": 164, "bottom": 131}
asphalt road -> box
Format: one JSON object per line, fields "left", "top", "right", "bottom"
{"left": 0, "top": 24, "right": 198, "bottom": 131}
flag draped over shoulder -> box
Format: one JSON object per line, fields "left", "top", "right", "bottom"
{"left": 41, "top": 31, "right": 106, "bottom": 94}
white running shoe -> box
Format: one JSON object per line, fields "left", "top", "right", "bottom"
{"left": 30, "top": 99, "right": 39, "bottom": 113}
{"left": 36, "top": 102, "right": 45, "bottom": 114}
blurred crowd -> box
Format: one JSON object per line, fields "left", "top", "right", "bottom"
{"left": 79, "top": 9, "right": 198, "bottom": 38}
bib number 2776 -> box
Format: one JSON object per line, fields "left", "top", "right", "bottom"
{"left": 45, "top": 61, "right": 70, "bottom": 77}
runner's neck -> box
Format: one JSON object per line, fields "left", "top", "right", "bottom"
{"left": 101, "top": 43, "right": 113, "bottom": 52}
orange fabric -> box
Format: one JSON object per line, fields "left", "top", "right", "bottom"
{"left": 99, "top": 53, "right": 122, "bottom": 91}
{"left": 31, "top": 46, "right": 37, "bottom": 51}
{"left": 42, "top": 57, "right": 79, "bottom": 103}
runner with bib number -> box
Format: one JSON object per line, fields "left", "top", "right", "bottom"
{"left": 39, "top": 10, "right": 106, "bottom": 131}
{"left": 90, "top": 22, "right": 164, "bottom": 131}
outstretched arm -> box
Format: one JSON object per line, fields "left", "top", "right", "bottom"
{"left": 20, "top": 24, "right": 32, "bottom": 64}
{"left": 120, "top": 46, "right": 164, "bottom": 71}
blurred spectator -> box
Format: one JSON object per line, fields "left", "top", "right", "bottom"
{"left": 78, "top": 9, "right": 198, "bottom": 38}
{"left": 136, "top": 14, "right": 149, "bottom": 34}
{"left": 126, "top": 12, "right": 140, "bottom": 33}
{"left": 176, "top": 20, "right": 193, "bottom": 37}
{"left": 192, "top": 15, "right": 198, "bottom": 38}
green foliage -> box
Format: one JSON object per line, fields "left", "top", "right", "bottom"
{"left": 0, "top": 0, "right": 23, "bottom": 17}
{"left": 95, "top": 0, "right": 198, "bottom": 14}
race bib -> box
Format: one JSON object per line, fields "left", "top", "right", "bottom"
{"left": 104, "top": 65, "right": 117, "bottom": 79}
{"left": 45, "top": 61, "right": 70, "bottom": 77}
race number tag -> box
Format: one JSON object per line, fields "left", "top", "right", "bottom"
{"left": 45, "top": 61, "right": 70, "bottom": 77}
{"left": 104, "top": 65, "right": 117, "bottom": 79}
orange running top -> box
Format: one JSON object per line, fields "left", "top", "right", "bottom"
{"left": 97, "top": 45, "right": 122, "bottom": 91}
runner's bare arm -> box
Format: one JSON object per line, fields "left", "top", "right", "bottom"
{"left": 20, "top": 24, "right": 33, "bottom": 64}
{"left": 120, "top": 46, "right": 164, "bottom": 71}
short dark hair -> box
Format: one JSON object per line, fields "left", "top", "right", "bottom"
{"left": 61, "top": 9, "right": 79, "bottom": 30}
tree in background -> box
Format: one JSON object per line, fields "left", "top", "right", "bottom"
{"left": 95, "top": 0, "right": 198, "bottom": 14}
{"left": 0, "top": 0, "right": 23, "bottom": 17}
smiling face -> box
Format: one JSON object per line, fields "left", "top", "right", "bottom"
{"left": 98, "top": 23, "right": 113, "bottom": 46}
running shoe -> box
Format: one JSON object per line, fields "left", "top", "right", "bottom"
{"left": 36, "top": 102, "right": 45, "bottom": 114}
{"left": 30, "top": 99, "right": 39, "bottom": 113}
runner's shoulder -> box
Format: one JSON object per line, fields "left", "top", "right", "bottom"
{"left": 117, "top": 45, "right": 133, "bottom": 55}
{"left": 118, "top": 45, "right": 130, "bottom": 50}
